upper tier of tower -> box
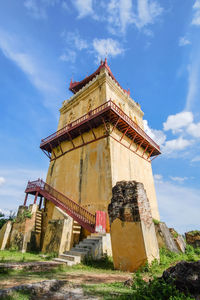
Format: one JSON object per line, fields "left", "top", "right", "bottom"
{"left": 60, "top": 59, "right": 144, "bottom": 131}
{"left": 69, "top": 58, "right": 130, "bottom": 96}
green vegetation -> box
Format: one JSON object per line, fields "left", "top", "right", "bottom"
{"left": 1, "top": 291, "right": 31, "bottom": 300}
{"left": 0, "top": 212, "right": 16, "bottom": 229}
{"left": 15, "top": 210, "right": 32, "bottom": 223}
{"left": 0, "top": 250, "right": 57, "bottom": 263}
{"left": 1, "top": 246, "right": 200, "bottom": 299}
{"left": 152, "top": 218, "right": 160, "bottom": 225}
{"left": 187, "top": 230, "right": 200, "bottom": 236}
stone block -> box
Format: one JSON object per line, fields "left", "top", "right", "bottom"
{"left": 0, "top": 221, "right": 12, "bottom": 250}
{"left": 108, "top": 181, "right": 159, "bottom": 272}
{"left": 155, "top": 223, "right": 179, "bottom": 252}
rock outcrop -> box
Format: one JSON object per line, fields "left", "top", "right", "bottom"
{"left": 186, "top": 231, "right": 200, "bottom": 248}
{"left": 162, "top": 260, "right": 200, "bottom": 299}
{"left": 155, "top": 222, "right": 179, "bottom": 253}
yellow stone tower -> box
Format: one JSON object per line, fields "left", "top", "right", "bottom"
{"left": 40, "top": 59, "right": 161, "bottom": 236}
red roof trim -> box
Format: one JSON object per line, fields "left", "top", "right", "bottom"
{"left": 69, "top": 58, "right": 130, "bottom": 96}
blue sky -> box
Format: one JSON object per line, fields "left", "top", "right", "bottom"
{"left": 0, "top": 0, "right": 200, "bottom": 233}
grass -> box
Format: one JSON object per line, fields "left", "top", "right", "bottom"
{"left": 0, "top": 250, "right": 57, "bottom": 263}
{"left": 1, "top": 246, "right": 200, "bottom": 299}
{"left": 83, "top": 282, "right": 134, "bottom": 300}
{"left": 1, "top": 291, "right": 31, "bottom": 300}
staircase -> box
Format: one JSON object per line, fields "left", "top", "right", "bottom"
{"left": 54, "top": 233, "right": 104, "bottom": 266}
{"left": 25, "top": 179, "right": 96, "bottom": 233}
{"left": 35, "top": 210, "right": 42, "bottom": 234}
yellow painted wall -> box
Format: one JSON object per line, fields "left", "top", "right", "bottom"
{"left": 44, "top": 65, "right": 160, "bottom": 235}
{"left": 46, "top": 130, "right": 113, "bottom": 231}
{"left": 110, "top": 218, "right": 147, "bottom": 271}
{"left": 110, "top": 130, "right": 160, "bottom": 220}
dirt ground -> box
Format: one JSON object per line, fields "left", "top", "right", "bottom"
{"left": 0, "top": 271, "right": 131, "bottom": 289}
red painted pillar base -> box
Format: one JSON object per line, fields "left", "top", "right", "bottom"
{"left": 34, "top": 191, "right": 39, "bottom": 204}
{"left": 95, "top": 211, "right": 106, "bottom": 233}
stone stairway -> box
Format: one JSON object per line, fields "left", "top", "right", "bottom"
{"left": 35, "top": 210, "right": 42, "bottom": 234}
{"left": 54, "top": 233, "right": 104, "bottom": 266}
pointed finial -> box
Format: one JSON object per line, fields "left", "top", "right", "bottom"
{"left": 104, "top": 57, "right": 108, "bottom": 66}
{"left": 100, "top": 59, "right": 103, "bottom": 65}
{"left": 69, "top": 78, "right": 73, "bottom": 88}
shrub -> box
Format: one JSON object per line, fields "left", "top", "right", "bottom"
{"left": 153, "top": 218, "right": 160, "bottom": 225}
{"left": 131, "top": 272, "right": 193, "bottom": 300}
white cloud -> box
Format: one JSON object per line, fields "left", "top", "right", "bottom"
{"left": 0, "top": 177, "right": 5, "bottom": 186}
{"left": 137, "top": 0, "right": 163, "bottom": 28}
{"left": 0, "top": 29, "right": 63, "bottom": 111}
{"left": 107, "top": 0, "right": 134, "bottom": 34}
{"left": 24, "top": 0, "right": 59, "bottom": 19}
{"left": 156, "top": 179, "right": 200, "bottom": 233}
{"left": 60, "top": 49, "right": 77, "bottom": 63}
{"left": 62, "top": 31, "right": 88, "bottom": 51}
{"left": 163, "top": 111, "right": 193, "bottom": 133}
{"left": 106, "top": 0, "right": 163, "bottom": 34}
{"left": 0, "top": 168, "right": 46, "bottom": 214}
{"left": 163, "top": 136, "right": 191, "bottom": 154}
{"left": 60, "top": 31, "right": 88, "bottom": 63}
{"left": 170, "top": 176, "right": 188, "bottom": 183}
{"left": 192, "top": 0, "right": 200, "bottom": 25}
{"left": 179, "top": 37, "right": 191, "bottom": 47}
{"left": 187, "top": 122, "right": 200, "bottom": 137}
{"left": 143, "top": 120, "right": 166, "bottom": 146}
{"left": 191, "top": 155, "right": 200, "bottom": 162}
{"left": 72, "top": 0, "right": 94, "bottom": 18}
{"left": 93, "top": 38, "right": 124, "bottom": 61}
{"left": 154, "top": 174, "right": 163, "bottom": 183}
{"left": 62, "top": 1, "right": 69, "bottom": 10}
{"left": 185, "top": 62, "right": 200, "bottom": 111}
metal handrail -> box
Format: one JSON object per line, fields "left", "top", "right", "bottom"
{"left": 26, "top": 179, "right": 96, "bottom": 225}
{"left": 40, "top": 100, "right": 160, "bottom": 152}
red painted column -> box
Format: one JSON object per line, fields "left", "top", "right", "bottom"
{"left": 23, "top": 193, "right": 28, "bottom": 206}
{"left": 34, "top": 191, "right": 39, "bottom": 204}
{"left": 95, "top": 211, "right": 106, "bottom": 234}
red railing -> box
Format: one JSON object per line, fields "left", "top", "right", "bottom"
{"left": 26, "top": 179, "right": 96, "bottom": 230}
{"left": 40, "top": 100, "right": 160, "bottom": 152}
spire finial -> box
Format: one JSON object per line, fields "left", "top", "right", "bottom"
{"left": 104, "top": 57, "right": 108, "bottom": 66}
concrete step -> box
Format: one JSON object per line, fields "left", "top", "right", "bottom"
{"left": 91, "top": 233, "right": 106, "bottom": 237}
{"left": 87, "top": 235, "right": 102, "bottom": 240}
{"left": 82, "top": 239, "right": 99, "bottom": 244}
{"left": 65, "top": 249, "right": 88, "bottom": 258}
{"left": 59, "top": 254, "right": 81, "bottom": 263}
{"left": 76, "top": 243, "right": 93, "bottom": 249}
{"left": 73, "top": 224, "right": 81, "bottom": 228}
{"left": 53, "top": 258, "right": 75, "bottom": 266}
{"left": 73, "top": 230, "right": 81, "bottom": 234}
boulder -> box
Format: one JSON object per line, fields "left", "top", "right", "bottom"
{"left": 186, "top": 231, "right": 200, "bottom": 248}
{"left": 169, "top": 228, "right": 186, "bottom": 253}
{"left": 155, "top": 222, "right": 179, "bottom": 253}
{"left": 162, "top": 260, "right": 200, "bottom": 299}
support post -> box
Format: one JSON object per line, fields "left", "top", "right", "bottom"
{"left": 39, "top": 196, "right": 43, "bottom": 210}
{"left": 34, "top": 192, "right": 39, "bottom": 204}
{"left": 23, "top": 193, "right": 28, "bottom": 206}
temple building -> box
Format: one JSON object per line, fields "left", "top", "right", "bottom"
{"left": 0, "top": 59, "right": 161, "bottom": 271}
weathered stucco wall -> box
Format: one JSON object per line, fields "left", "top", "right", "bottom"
{"left": 46, "top": 134, "right": 113, "bottom": 220}
{"left": 110, "top": 131, "right": 160, "bottom": 220}
{"left": 43, "top": 65, "right": 159, "bottom": 239}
